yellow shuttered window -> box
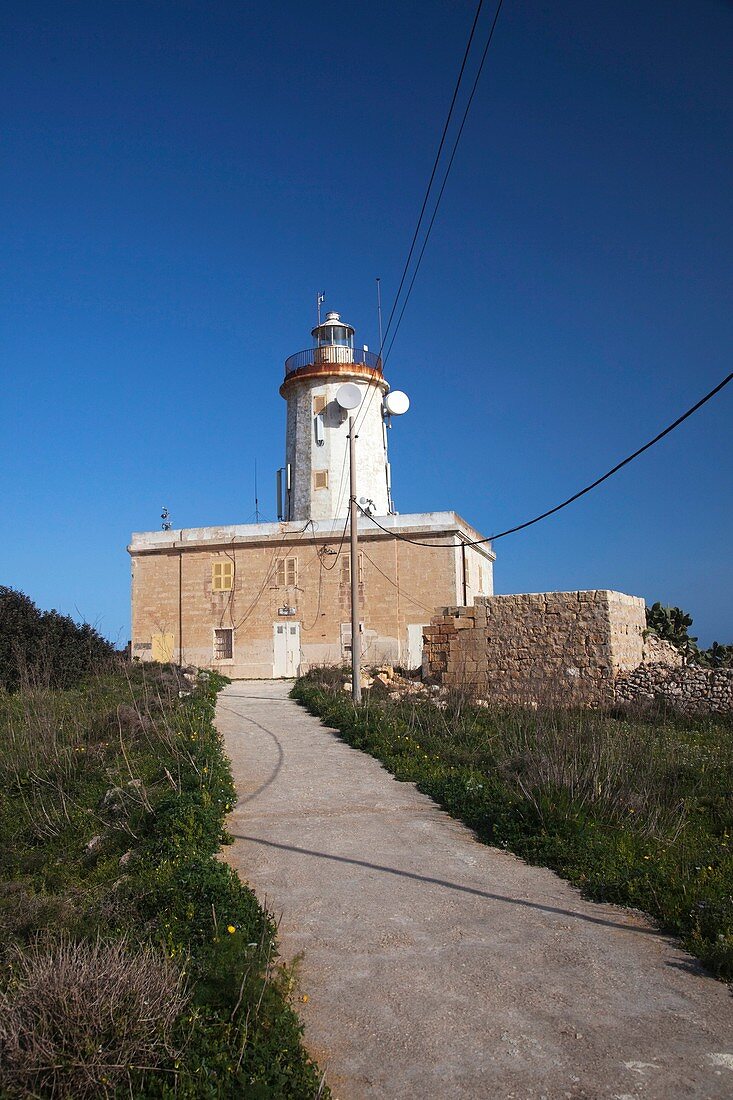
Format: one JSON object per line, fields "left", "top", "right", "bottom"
{"left": 212, "top": 560, "right": 234, "bottom": 591}
{"left": 151, "top": 633, "right": 174, "bottom": 663}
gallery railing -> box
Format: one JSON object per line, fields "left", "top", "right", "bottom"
{"left": 284, "top": 347, "right": 383, "bottom": 375}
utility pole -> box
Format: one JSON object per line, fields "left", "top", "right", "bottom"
{"left": 348, "top": 415, "right": 361, "bottom": 703}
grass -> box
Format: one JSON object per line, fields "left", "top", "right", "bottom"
{"left": 0, "top": 662, "right": 328, "bottom": 1098}
{"left": 293, "top": 669, "right": 733, "bottom": 982}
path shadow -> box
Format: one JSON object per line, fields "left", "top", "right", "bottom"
{"left": 220, "top": 695, "right": 665, "bottom": 943}
{"left": 223, "top": 694, "right": 294, "bottom": 702}
{"left": 231, "top": 833, "right": 663, "bottom": 939}
{"left": 217, "top": 703, "right": 285, "bottom": 805}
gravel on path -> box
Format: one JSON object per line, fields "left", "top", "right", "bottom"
{"left": 218, "top": 680, "right": 732, "bottom": 1100}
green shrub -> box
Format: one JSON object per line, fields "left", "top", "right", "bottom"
{"left": 0, "top": 587, "right": 115, "bottom": 693}
{"left": 646, "top": 599, "right": 733, "bottom": 667}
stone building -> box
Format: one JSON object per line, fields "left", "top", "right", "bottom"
{"left": 129, "top": 310, "right": 495, "bottom": 677}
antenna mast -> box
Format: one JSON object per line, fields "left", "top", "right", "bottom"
{"left": 376, "top": 277, "right": 383, "bottom": 359}
{"left": 254, "top": 460, "right": 260, "bottom": 523}
{"left": 317, "top": 290, "right": 325, "bottom": 326}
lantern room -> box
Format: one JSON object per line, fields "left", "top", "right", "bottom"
{"left": 312, "top": 311, "right": 355, "bottom": 349}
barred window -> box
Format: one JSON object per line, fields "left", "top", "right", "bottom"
{"left": 212, "top": 560, "right": 234, "bottom": 592}
{"left": 313, "top": 394, "right": 327, "bottom": 415}
{"left": 313, "top": 470, "right": 328, "bottom": 490}
{"left": 213, "top": 628, "right": 233, "bottom": 661}
{"left": 340, "top": 621, "right": 364, "bottom": 658}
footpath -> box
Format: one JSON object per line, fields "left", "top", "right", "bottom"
{"left": 218, "top": 680, "right": 732, "bottom": 1100}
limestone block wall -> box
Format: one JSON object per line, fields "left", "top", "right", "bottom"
{"left": 423, "top": 590, "right": 646, "bottom": 706}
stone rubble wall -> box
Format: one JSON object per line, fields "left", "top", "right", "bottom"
{"left": 615, "top": 662, "right": 733, "bottom": 715}
{"left": 423, "top": 591, "right": 646, "bottom": 707}
{"left": 641, "top": 632, "right": 684, "bottom": 667}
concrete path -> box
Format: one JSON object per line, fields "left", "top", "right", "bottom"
{"left": 218, "top": 681, "right": 732, "bottom": 1100}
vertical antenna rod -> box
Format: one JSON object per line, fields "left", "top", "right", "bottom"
{"left": 317, "top": 290, "right": 325, "bottom": 326}
{"left": 254, "top": 460, "right": 260, "bottom": 523}
{"left": 376, "top": 277, "right": 383, "bottom": 359}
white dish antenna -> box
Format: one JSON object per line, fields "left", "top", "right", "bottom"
{"left": 335, "top": 382, "right": 362, "bottom": 410}
{"left": 384, "top": 390, "right": 410, "bottom": 416}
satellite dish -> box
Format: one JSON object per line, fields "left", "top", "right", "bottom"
{"left": 384, "top": 390, "right": 410, "bottom": 416}
{"left": 335, "top": 382, "right": 362, "bottom": 410}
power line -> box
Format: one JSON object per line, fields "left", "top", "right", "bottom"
{"left": 382, "top": 0, "right": 505, "bottom": 371}
{"left": 304, "top": 551, "right": 326, "bottom": 630}
{"left": 357, "top": 371, "right": 733, "bottom": 548}
{"left": 355, "top": 0, "right": 504, "bottom": 438}
{"left": 318, "top": 513, "right": 351, "bottom": 572}
{"left": 378, "top": 0, "right": 487, "bottom": 360}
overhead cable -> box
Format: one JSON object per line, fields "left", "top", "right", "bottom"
{"left": 355, "top": 0, "right": 504, "bottom": 438}
{"left": 378, "top": 0, "right": 487, "bottom": 360}
{"left": 357, "top": 371, "right": 733, "bottom": 548}
{"left": 382, "top": 0, "right": 505, "bottom": 371}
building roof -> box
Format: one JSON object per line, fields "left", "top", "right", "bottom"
{"left": 128, "top": 511, "right": 495, "bottom": 560}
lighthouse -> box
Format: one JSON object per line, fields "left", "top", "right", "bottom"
{"left": 279, "top": 311, "right": 400, "bottom": 522}
{"left": 129, "top": 300, "right": 495, "bottom": 678}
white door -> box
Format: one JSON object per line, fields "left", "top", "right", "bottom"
{"left": 406, "top": 624, "right": 428, "bottom": 671}
{"left": 273, "top": 621, "right": 300, "bottom": 678}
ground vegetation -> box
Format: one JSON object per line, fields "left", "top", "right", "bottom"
{"left": 293, "top": 669, "right": 733, "bottom": 982}
{"left": 0, "top": 661, "right": 327, "bottom": 1098}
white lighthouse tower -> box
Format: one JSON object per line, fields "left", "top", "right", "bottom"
{"left": 279, "top": 310, "right": 405, "bottom": 522}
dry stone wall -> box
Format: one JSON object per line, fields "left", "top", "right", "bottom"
{"left": 423, "top": 591, "right": 646, "bottom": 707}
{"left": 616, "top": 662, "right": 733, "bottom": 715}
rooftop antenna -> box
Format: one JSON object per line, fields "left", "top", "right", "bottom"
{"left": 376, "top": 277, "right": 383, "bottom": 359}
{"left": 317, "top": 290, "right": 325, "bottom": 326}
{"left": 254, "top": 460, "right": 260, "bottom": 523}
{"left": 161, "top": 506, "right": 172, "bottom": 531}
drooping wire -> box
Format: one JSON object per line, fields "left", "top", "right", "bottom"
{"left": 360, "top": 547, "right": 436, "bottom": 615}
{"left": 357, "top": 371, "right": 733, "bottom": 548}
{"left": 230, "top": 519, "right": 314, "bottom": 629}
{"left": 319, "top": 513, "right": 351, "bottom": 572}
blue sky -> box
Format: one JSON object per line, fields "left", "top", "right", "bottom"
{"left": 1, "top": 0, "right": 731, "bottom": 646}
